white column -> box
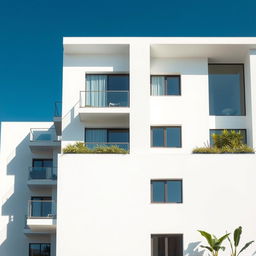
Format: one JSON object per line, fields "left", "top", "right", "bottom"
{"left": 129, "top": 42, "right": 151, "bottom": 154}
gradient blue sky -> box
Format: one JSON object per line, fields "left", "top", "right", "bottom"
{"left": 0, "top": 0, "right": 256, "bottom": 121}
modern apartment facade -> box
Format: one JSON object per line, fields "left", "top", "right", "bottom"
{"left": 1, "top": 37, "right": 256, "bottom": 256}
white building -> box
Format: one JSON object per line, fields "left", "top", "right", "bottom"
{"left": 1, "top": 37, "right": 256, "bottom": 256}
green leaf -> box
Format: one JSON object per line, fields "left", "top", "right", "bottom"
{"left": 198, "top": 230, "right": 214, "bottom": 248}
{"left": 227, "top": 234, "right": 234, "bottom": 254}
{"left": 234, "top": 226, "right": 242, "bottom": 247}
{"left": 237, "top": 241, "right": 254, "bottom": 256}
{"left": 200, "top": 245, "right": 213, "bottom": 252}
{"left": 216, "top": 233, "right": 230, "bottom": 247}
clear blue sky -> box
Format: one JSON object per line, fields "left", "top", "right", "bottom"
{"left": 0, "top": 0, "right": 256, "bottom": 121}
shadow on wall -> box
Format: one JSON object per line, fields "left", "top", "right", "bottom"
{"left": 61, "top": 101, "right": 83, "bottom": 142}
{"left": 0, "top": 134, "right": 31, "bottom": 255}
{"left": 0, "top": 130, "right": 53, "bottom": 255}
{"left": 184, "top": 241, "right": 204, "bottom": 256}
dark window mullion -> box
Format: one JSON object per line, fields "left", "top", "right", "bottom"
{"left": 165, "top": 77, "right": 167, "bottom": 95}
{"left": 164, "top": 128, "right": 167, "bottom": 147}
{"left": 164, "top": 181, "right": 167, "bottom": 202}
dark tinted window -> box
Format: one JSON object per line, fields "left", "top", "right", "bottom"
{"left": 151, "top": 180, "right": 182, "bottom": 203}
{"left": 209, "top": 64, "right": 245, "bottom": 116}
{"left": 151, "top": 235, "right": 183, "bottom": 256}
{"left": 107, "top": 75, "right": 129, "bottom": 90}
{"left": 166, "top": 76, "right": 180, "bottom": 95}
{"left": 29, "top": 243, "right": 50, "bottom": 256}
{"left": 152, "top": 127, "right": 181, "bottom": 148}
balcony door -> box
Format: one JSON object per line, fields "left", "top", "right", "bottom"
{"left": 31, "top": 196, "right": 52, "bottom": 217}
{"left": 32, "top": 159, "right": 53, "bottom": 179}
{"left": 85, "top": 74, "right": 129, "bottom": 107}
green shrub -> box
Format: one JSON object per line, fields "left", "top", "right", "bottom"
{"left": 193, "top": 130, "right": 254, "bottom": 154}
{"left": 63, "top": 142, "right": 128, "bottom": 154}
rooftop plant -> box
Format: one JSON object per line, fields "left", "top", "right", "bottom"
{"left": 63, "top": 142, "right": 128, "bottom": 154}
{"left": 198, "top": 230, "right": 230, "bottom": 256}
{"left": 193, "top": 130, "right": 254, "bottom": 154}
{"left": 227, "top": 226, "right": 254, "bottom": 256}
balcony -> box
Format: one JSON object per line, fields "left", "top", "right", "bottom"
{"left": 27, "top": 167, "right": 57, "bottom": 188}
{"left": 53, "top": 101, "right": 62, "bottom": 136}
{"left": 85, "top": 142, "right": 129, "bottom": 151}
{"left": 29, "top": 128, "right": 61, "bottom": 152}
{"left": 25, "top": 200, "right": 56, "bottom": 232}
{"left": 79, "top": 91, "right": 129, "bottom": 125}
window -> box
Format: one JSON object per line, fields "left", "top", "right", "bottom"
{"left": 31, "top": 159, "right": 53, "bottom": 179}
{"left": 29, "top": 243, "right": 51, "bottom": 256}
{"left": 151, "top": 234, "right": 183, "bottom": 256}
{"left": 151, "top": 180, "right": 182, "bottom": 203}
{"left": 209, "top": 64, "right": 245, "bottom": 116}
{"left": 85, "top": 74, "right": 129, "bottom": 107}
{"left": 151, "top": 127, "right": 181, "bottom": 148}
{"left": 85, "top": 128, "right": 129, "bottom": 150}
{"left": 151, "top": 75, "right": 181, "bottom": 96}
{"left": 209, "top": 129, "right": 247, "bottom": 146}
{"left": 30, "top": 197, "right": 52, "bottom": 217}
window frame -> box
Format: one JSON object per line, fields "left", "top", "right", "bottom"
{"left": 32, "top": 159, "right": 53, "bottom": 167}
{"left": 29, "top": 243, "right": 51, "bottom": 256}
{"left": 85, "top": 73, "right": 130, "bottom": 91}
{"left": 151, "top": 126, "right": 182, "bottom": 148}
{"left": 208, "top": 63, "right": 246, "bottom": 116}
{"left": 151, "top": 180, "right": 183, "bottom": 204}
{"left": 151, "top": 234, "right": 183, "bottom": 256}
{"left": 150, "top": 75, "right": 181, "bottom": 96}
{"left": 84, "top": 128, "right": 129, "bottom": 143}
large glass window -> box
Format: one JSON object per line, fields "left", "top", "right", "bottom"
{"left": 29, "top": 243, "right": 51, "bottom": 256}
{"left": 151, "top": 180, "right": 182, "bottom": 203}
{"left": 151, "top": 127, "right": 181, "bottom": 148}
{"left": 209, "top": 64, "right": 245, "bottom": 116}
{"left": 85, "top": 74, "right": 129, "bottom": 107}
{"left": 151, "top": 235, "right": 183, "bottom": 256}
{"left": 31, "top": 159, "right": 53, "bottom": 179}
{"left": 209, "top": 129, "right": 247, "bottom": 146}
{"left": 151, "top": 75, "right": 181, "bottom": 96}
{"left": 85, "top": 128, "right": 129, "bottom": 150}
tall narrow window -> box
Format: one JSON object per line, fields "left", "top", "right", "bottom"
{"left": 208, "top": 64, "right": 245, "bottom": 116}
{"left": 151, "top": 75, "right": 181, "bottom": 96}
{"left": 151, "top": 180, "right": 182, "bottom": 203}
{"left": 151, "top": 235, "right": 183, "bottom": 256}
{"left": 29, "top": 243, "right": 51, "bottom": 256}
{"left": 151, "top": 127, "right": 181, "bottom": 148}
{"left": 85, "top": 74, "right": 129, "bottom": 107}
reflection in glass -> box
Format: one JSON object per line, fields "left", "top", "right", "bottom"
{"left": 167, "top": 181, "right": 182, "bottom": 203}
{"left": 209, "top": 64, "right": 245, "bottom": 116}
{"left": 152, "top": 181, "right": 165, "bottom": 202}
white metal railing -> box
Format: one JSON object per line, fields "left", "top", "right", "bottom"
{"left": 80, "top": 90, "right": 129, "bottom": 107}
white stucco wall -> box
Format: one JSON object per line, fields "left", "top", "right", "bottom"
{"left": 57, "top": 153, "right": 256, "bottom": 256}
{"left": 0, "top": 122, "right": 58, "bottom": 256}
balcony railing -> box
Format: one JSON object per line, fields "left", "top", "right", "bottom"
{"left": 30, "top": 128, "right": 60, "bottom": 142}
{"left": 54, "top": 101, "right": 62, "bottom": 117}
{"left": 27, "top": 200, "right": 56, "bottom": 219}
{"left": 85, "top": 142, "right": 129, "bottom": 151}
{"left": 28, "top": 167, "right": 57, "bottom": 180}
{"left": 80, "top": 90, "right": 130, "bottom": 107}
